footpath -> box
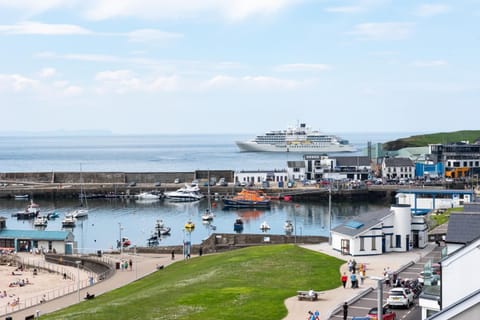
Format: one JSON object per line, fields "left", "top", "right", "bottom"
{"left": 8, "top": 242, "right": 436, "bottom": 320}
{"left": 283, "top": 242, "right": 437, "bottom": 320}
{"left": 9, "top": 252, "right": 175, "bottom": 319}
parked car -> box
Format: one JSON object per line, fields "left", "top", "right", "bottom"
{"left": 174, "top": 178, "right": 180, "bottom": 184}
{"left": 128, "top": 181, "right": 137, "bottom": 187}
{"left": 154, "top": 181, "right": 161, "bottom": 187}
{"left": 386, "top": 287, "right": 414, "bottom": 308}
{"left": 367, "top": 306, "right": 397, "bottom": 320}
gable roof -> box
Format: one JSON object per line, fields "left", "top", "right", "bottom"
{"left": 445, "top": 213, "right": 480, "bottom": 244}
{"left": 383, "top": 157, "right": 414, "bottom": 167}
{"left": 335, "top": 156, "right": 371, "bottom": 167}
{"left": 463, "top": 202, "right": 480, "bottom": 213}
{"left": 332, "top": 208, "right": 393, "bottom": 237}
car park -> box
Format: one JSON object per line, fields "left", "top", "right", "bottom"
{"left": 366, "top": 306, "right": 397, "bottom": 320}
{"left": 386, "top": 287, "right": 414, "bottom": 308}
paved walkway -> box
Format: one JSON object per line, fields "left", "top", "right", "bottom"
{"left": 283, "top": 242, "right": 437, "bottom": 320}
{"left": 9, "top": 252, "right": 175, "bottom": 319}
{"left": 8, "top": 243, "right": 436, "bottom": 320}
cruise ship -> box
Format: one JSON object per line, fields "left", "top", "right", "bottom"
{"left": 235, "top": 123, "right": 356, "bottom": 153}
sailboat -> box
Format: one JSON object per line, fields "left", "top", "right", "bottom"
{"left": 201, "top": 171, "right": 215, "bottom": 221}
{"left": 72, "top": 164, "right": 89, "bottom": 219}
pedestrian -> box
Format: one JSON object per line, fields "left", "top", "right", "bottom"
{"left": 63, "top": 272, "right": 67, "bottom": 280}
{"left": 171, "top": 250, "right": 175, "bottom": 260}
{"left": 341, "top": 272, "right": 348, "bottom": 288}
{"left": 129, "top": 259, "right": 133, "bottom": 270}
{"left": 199, "top": 247, "right": 203, "bottom": 256}
{"left": 314, "top": 310, "right": 320, "bottom": 320}
{"left": 307, "top": 311, "right": 315, "bottom": 320}
{"left": 347, "top": 260, "right": 352, "bottom": 272}
{"left": 350, "top": 272, "right": 357, "bottom": 288}
{"left": 352, "top": 259, "right": 357, "bottom": 274}
{"left": 343, "top": 302, "right": 348, "bottom": 320}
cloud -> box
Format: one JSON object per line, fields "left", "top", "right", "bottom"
{"left": 348, "top": 22, "right": 414, "bottom": 40}
{"left": 95, "top": 70, "right": 142, "bottom": 94}
{"left": 63, "top": 85, "right": 84, "bottom": 96}
{"left": 202, "top": 74, "right": 306, "bottom": 90}
{"left": 274, "top": 63, "right": 331, "bottom": 72}
{"left": 414, "top": 4, "right": 450, "bottom": 17}
{"left": 325, "top": 6, "right": 365, "bottom": 14}
{"left": 127, "top": 29, "right": 183, "bottom": 42}
{"left": 412, "top": 60, "right": 448, "bottom": 67}
{"left": 0, "top": 74, "right": 38, "bottom": 92}
{"left": 83, "top": 0, "right": 300, "bottom": 22}
{"left": 0, "top": 21, "right": 91, "bottom": 35}
{"left": 39, "top": 67, "right": 57, "bottom": 78}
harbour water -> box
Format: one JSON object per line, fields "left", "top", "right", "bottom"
{"left": 1, "top": 197, "right": 383, "bottom": 253}
{"left": 0, "top": 132, "right": 408, "bottom": 252}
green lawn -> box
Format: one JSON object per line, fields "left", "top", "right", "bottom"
{"left": 43, "top": 244, "right": 344, "bottom": 320}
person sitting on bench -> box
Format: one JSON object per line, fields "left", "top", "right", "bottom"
{"left": 85, "top": 292, "right": 95, "bottom": 300}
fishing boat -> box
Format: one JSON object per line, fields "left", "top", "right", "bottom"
{"left": 233, "top": 218, "right": 244, "bottom": 233}
{"left": 201, "top": 209, "right": 214, "bottom": 221}
{"left": 260, "top": 221, "right": 271, "bottom": 231}
{"left": 12, "top": 200, "right": 40, "bottom": 219}
{"left": 122, "top": 237, "right": 131, "bottom": 247}
{"left": 62, "top": 214, "right": 76, "bottom": 228}
{"left": 33, "top": 215, "right": 48, "bottom": 227}
{"left": 184, "top": 219, "right": 195, "bottom": 231}
{"left": 284, "top": 220, "right": 294, "bottom": 233}
{"left": 155, "top": 219, "right": 171, "bottom": 235}
{"left": 235, "top": 122, "right": 356, "bottom": 153}
{"left": 136, "top": 191, "right": 161, "bottom": 200}
{"left": 223, "top": 189, "right": 271, "bottom": 209}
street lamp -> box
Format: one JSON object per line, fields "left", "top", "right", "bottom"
{"left": 119, "top": 223, "right": 124, "bottom": 257}
{"left": 75, "top": 260, "right": 81, "bottom": 302}
{"left": 328, "top": 187, "right": 332, "bottom": 245}
{"left": 370, "top": 276, "right": 385, "bottom": 320}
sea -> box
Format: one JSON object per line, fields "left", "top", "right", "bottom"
{"left": 0, "top": 132, "right": 411, "bottom": 253}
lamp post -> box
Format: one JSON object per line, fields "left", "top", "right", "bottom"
{"left": 370, "top": 276, "right": 385, "bottom": 320}
{"left": 75, "top": 260, "right": 81, "bottom": 302}
{"left": 328, "top": 186, "right": 332, "bottom": 245}
{"left": 119, "top": 223, "right": 123, "bottom": 257}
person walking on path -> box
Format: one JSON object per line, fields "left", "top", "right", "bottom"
{"left": 350, "top": 272, "right": 357, "bottom": 288}
{"left": 343, "top": 302, "right": 348, "bottom": 320}
{"left": 171, "top": 250, "right": 175, "bottom": 260}
{"left": 341, "top": 272, "right": 348, "bottom": 288}
{"left": 129, "top": 259, "right": 133, "bottom": 271}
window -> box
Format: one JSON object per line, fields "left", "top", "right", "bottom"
{"left": 371, "top": 237, "right": 376, "bottom": 250}
{"left": 360, "top": 237, "right": 365, "bottom": 251}
{"left": 396, "top": 235, "right": 401, "bottom": 248}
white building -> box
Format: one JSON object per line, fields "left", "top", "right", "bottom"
{"left": 396, "top": 189, "right": 475, "bottom": 215}
{"left": 330, "top": 204, "right": 428, "bottom": 256}
{"left": 234, "top": 170, "right": 288, "bottom": 186}
{"left": 382, "top": 157, "right": 415, "bottom": 181}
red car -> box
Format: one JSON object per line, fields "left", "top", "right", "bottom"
{"left": 367, "top": 306, "right": 397, "bottom": 320}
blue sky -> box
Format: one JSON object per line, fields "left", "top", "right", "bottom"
{"left": 0, "top": 0, "right": 478, "bottom": 135}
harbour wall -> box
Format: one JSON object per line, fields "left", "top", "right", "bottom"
{"left": 131, "top": 233, "right": 329, "bottom": 255}
{"left": 0, "top": 171, "right": 394, "bottom": 203}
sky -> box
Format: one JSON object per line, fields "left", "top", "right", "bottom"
{"left": 0, "top": 0, "right": 479, "bottom": 135}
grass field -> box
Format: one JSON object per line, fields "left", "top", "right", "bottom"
{"left": 43, "top": 244, "right": 344, "bottom": 320}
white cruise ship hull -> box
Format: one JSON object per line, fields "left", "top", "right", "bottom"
{"left": 236, "top": 140, "right": 356, "bottom": 153}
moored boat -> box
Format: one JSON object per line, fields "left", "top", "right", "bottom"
{"left": 260, "top": 221, "right": 271, "bottom": 231}
{"left": 223, "top": 189, "right": 271, "bottom": 209}
{"left": 184, "top": 219, "right": 195, "bottom": 231}
{"left": 233, "top": 218, "right": 244, "bottom": 233}
{"left": 284, "top": 220, "right": 294, "bottom": 233}
{"left": 136, "top": 191, "right": 161, "bottom": 200}
{"left": 34, "top": 215, "right": 48, "bottom": 227}
{"left": 62, "top": 214, "right": 76, "bottom": 228}
{"left": 165, "top": 184, "right": 204, "bottom": 202}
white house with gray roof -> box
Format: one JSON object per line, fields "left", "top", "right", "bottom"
{"left": 330, "top": 204, "right": 427, "bottom": 256}
{"left": 382, "top": 157, "right": 415, "bottom": 181}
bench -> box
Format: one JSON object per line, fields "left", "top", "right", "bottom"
{"left": 297, "top": 290, "right": 323, "bottom": 301}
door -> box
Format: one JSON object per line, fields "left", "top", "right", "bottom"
{"left": 341, "top": 239, "right": 350, "bottom": 255}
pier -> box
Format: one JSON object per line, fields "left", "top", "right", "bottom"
{"left": 0, "top": 170, "right": 404, "bottom": 203}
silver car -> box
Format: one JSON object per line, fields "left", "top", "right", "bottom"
{"left": 387, "top": 287, "right": 414, "bottom": 308}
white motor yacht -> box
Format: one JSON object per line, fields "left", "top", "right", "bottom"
{"left": 165, "top": 184, "right": 204, "bottom": 202}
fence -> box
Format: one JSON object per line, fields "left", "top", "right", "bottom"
{"left": 0, "top": 254, "right": 115, "bottom": 317}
